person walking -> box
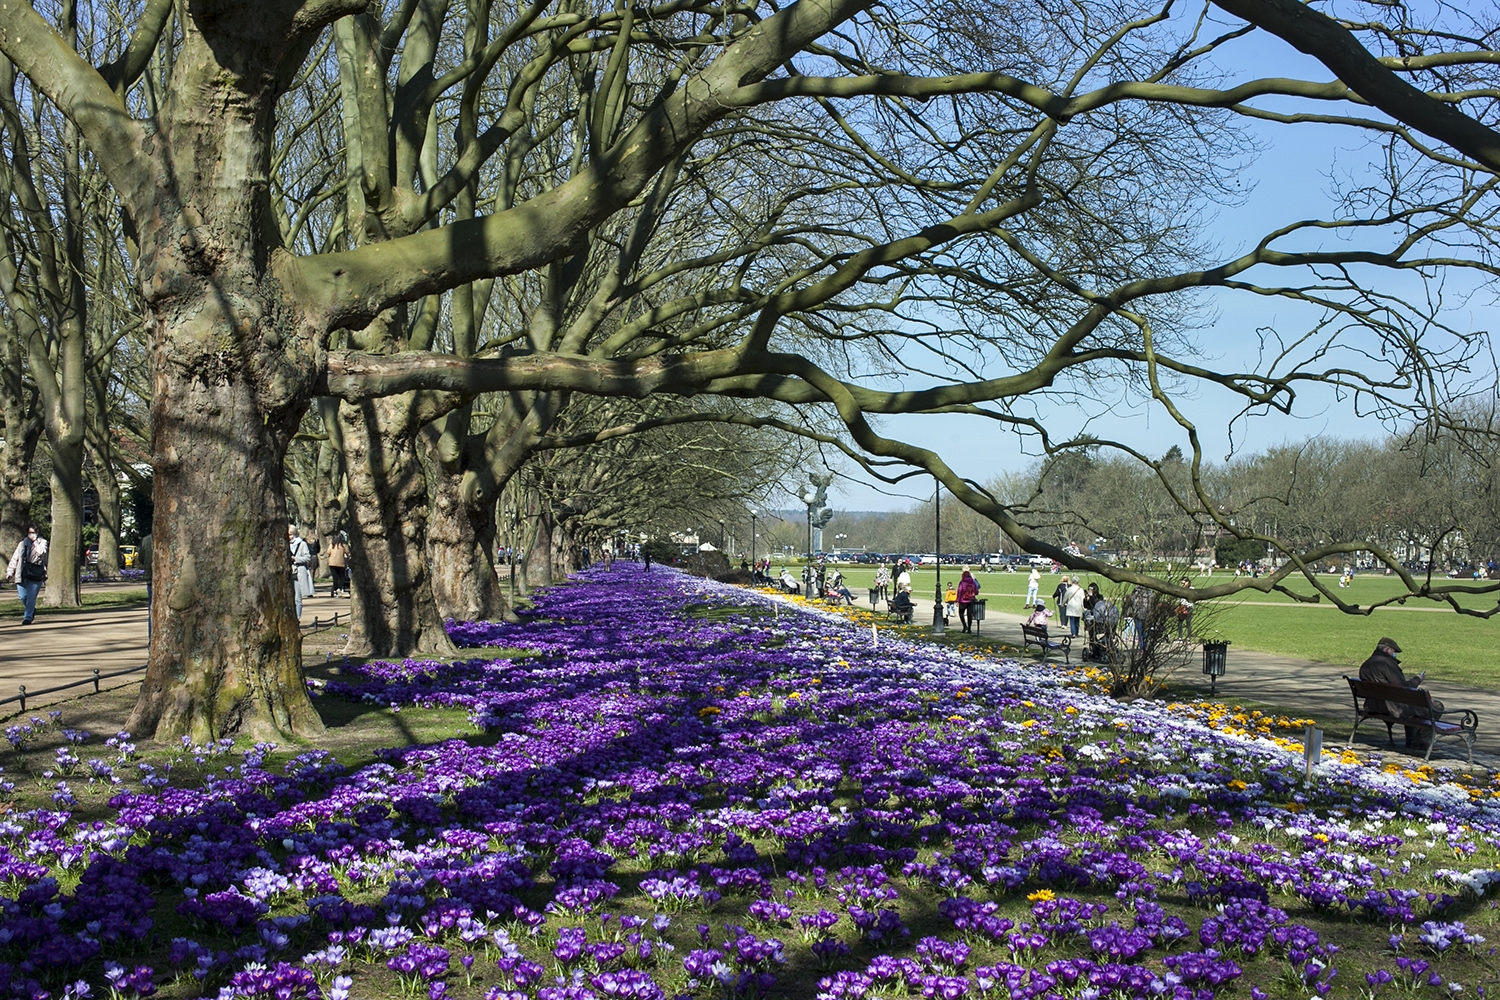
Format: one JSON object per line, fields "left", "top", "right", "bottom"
{"left": 1053, "top": 575, "right": 1071, "bottom": 619}
{"left": 326, "top": 531, "right": 350, "bottom": 597}
{"left": 1125, "top": 585, "right": 1153, "bottom": 651}
{"left": 956, "top": 567, "right": 980, "bottom": 633}
{"left": 6, "top": 524, "right": 48, "bottom": 625}
{"left": 1063, "top": 577, "right": 1086, "bottom": 636}
{"left": 1025, "top": 566, "right": 1041, "bottom": 609}
{"left": 289, "top": 525, "right": 315, "bottom": 620}
{"left": 1175, "top": 576, "right": 1195, "bottom": 635}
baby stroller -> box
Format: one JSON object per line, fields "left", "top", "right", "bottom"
{"left": 1084, "top": 601, "right": 1119, "bottom": 662}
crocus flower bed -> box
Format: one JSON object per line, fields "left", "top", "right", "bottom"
{"left": 1, "top": 566, "right": 1499, "bottom": 1000}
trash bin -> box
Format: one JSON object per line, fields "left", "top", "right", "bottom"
{"left": 1202, "top": 640, "right": 1229, "bottom": 695}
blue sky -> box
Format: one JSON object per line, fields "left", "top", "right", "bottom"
{"left": 819, "top": 11, "right": 1497, "bottom": 511}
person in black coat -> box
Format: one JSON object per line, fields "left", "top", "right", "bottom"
{"left": 1358, "top": 637, "right": 1443, "bottom": 748}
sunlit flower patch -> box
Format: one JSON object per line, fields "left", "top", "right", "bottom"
{"left": 0, "top": 566, "right": 1498, "bottom": 999}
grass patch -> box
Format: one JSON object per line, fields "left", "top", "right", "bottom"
{"left": 0, "top": 587, "right": 147, "bottom": 619}
{"left": 816, "top": 567, "right": 1500, "bottom": 687}
{"left": 1200, "top": 602, "right": 1499, "bottom": 686}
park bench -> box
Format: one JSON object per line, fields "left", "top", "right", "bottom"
{"left": 1343, "top": 676, "right": 1478, "bottom": 763}
{"left": 1021, "top": 622, "right": 1071, "bottom": 663}
{"left": 887, "top": 599, "right": 914, "bottom": 624}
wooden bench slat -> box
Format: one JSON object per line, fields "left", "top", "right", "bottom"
{"left": 1344, "top": 675, "right": 1478, "bottom": 764}
{"left": 886, "top": 600, "right": 914, "bottom": 624}
{"left": 1021, "top": 623, "right": 1071, "bottom": 663}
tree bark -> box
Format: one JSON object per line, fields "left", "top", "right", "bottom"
{"left": 0, "top": 327, "right": 37, "bottom": 560}
{"left": 128, "top": 360, "right": 323, "bottom": 743}
{"left": 124, "top": 16, "right": 329, "bottom": 742}
{"left": 340, "top": 392, "right": 456, "bottom": 657}
{"left": 522, "top": 505, "right": 557, "bottom": 586}
{"left": 314, "top": 398, "right": 346, "bottom": 581}
{"left": 44, "top": 435, "right": 84, "bottom": 606}
{"left": 425, "top": 448, "right": 508, "bottom": 623}
{"left": 91, "top": 443, "right": 122, "bottom": 582}
{"left": 556, "top": 520, "right": 582, "bottom": 575}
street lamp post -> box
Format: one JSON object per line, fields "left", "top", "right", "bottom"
{"left": 932, "top": 475, "right": 945, "bottom": 635}
{"left": 750, "top": 511, "right": 758, "bottom": 568}
{"left": 801, "top": 483, "right": 818, "bottom": 587}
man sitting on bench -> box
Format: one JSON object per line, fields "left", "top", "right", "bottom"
{"left": 1359, "top": 637, "right": 1443, "bottom": 749}
{"left": 890, "top": 586, "right": 915, "bottom": 621}
{"left": 779, "top": 568, "right": 801, "bottom": 594}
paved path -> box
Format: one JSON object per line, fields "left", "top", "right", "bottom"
{"left": 0, "top": 585, "right": 352, "bottom": 711}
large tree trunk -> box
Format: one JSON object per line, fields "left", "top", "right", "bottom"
{"left": 340, "top": 393, "right": 455, "bottom": 657}
{"left": 126, "top": 17, "right": 326, "bottom": 743}
{"left": 314, "top": 398, "right": 345, "bottom": 580}
{"left": 0, "top": 356, "right": 37, "bottom": 561}
{"left": 91, "top": 443, "right": 122, "bottom": 582}
{"left": 522, "top": 506, "right": 556, "bottom": 586}
{"left": 557, "top": 520, "right": 584, "bottom": 575}
{"left": 427, "top": 457, "right": 507, "bottom": 622}
{"left": 129, "top": 360, "right": 322, "bottom": 743}
{"left": 44, "top": 434, "right": 84, "bottom": 606}
{"left": 421, "top": 402, "right": 520, "bottom": 624}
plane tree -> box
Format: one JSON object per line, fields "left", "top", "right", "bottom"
{"left": 0, "top": 0, "right": 943, "bottom": 740}
{"left": 518, "top": 394, "right": 810, "bottom": 578}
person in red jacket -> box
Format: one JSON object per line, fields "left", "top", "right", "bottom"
{"left": 956, "top": 568, "right": 981, "bottom": 633}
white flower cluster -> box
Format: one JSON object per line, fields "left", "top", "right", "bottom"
{"left": 1434, "top": 867, "right": 1500, "bottom": 897}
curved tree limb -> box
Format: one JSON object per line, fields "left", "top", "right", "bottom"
{"left": 1212, "top": 0, "right": 1500, "bottom": 174}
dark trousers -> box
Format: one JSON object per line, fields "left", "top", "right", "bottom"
{"left": 1406, "top": 699, "right": 1446, "bottom": 747}
{"left": 958, "top": 602, "right": 975, "bottom": 631}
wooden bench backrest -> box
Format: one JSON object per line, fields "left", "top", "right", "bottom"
{"left": 1345, "top": 676, "right": 1435, "bottom": 711}
{"left": 1021, "top": 623, "right": 1050, "bottom": 638}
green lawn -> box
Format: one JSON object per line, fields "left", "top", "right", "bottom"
{"left": 808, "top": 564, "right": 1499, "bottom": 687}
{"left": 0, "top": 587, "right": 147, "bottom": 619}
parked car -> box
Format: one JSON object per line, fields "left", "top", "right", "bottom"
{"left": 120, "top": 545, "right": 138, "bottom": 568}
{"left": 83, "top": 545, "right": 99, "bottom": 567}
